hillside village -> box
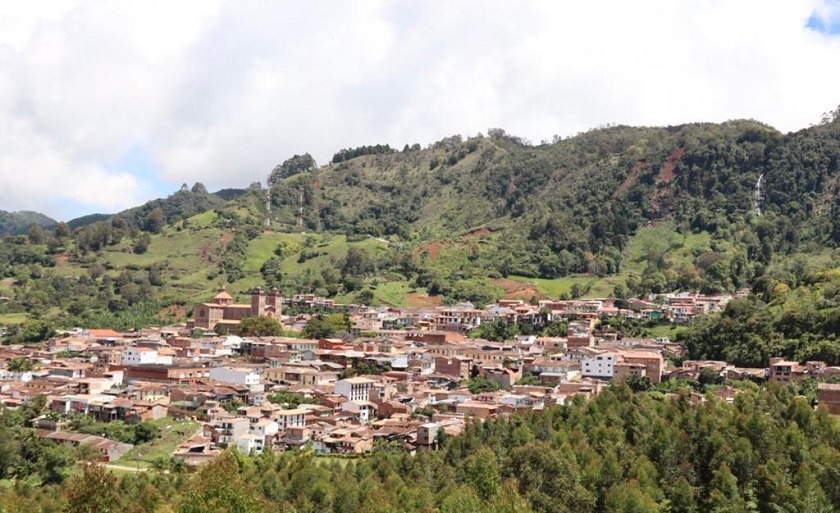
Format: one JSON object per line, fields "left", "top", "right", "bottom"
{"left": 2, "top": 287, "right": 839, "bottom": 467}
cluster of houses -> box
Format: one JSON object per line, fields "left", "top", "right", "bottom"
{"left": 1, "top": 287, "right": 839, "bottom": 466}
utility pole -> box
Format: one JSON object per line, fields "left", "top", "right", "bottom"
{"left": 264, "top": 184, "right": 272, "bottom": 229}
{"left": 297, "top": 190, "right": 304, "bottom": 233}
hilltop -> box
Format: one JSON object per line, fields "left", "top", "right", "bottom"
{"left": 0, "top": 210, "right": 56, "bottom": 236}
{"left": 1, "top": 118, "right": 839, "bottom": 330}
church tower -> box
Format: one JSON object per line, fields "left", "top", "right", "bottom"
{"left": 250, "top": 286, "right": 266, "bottom": 317}
{"left": 266, "top": 287, "right": 282, "bottom": 319}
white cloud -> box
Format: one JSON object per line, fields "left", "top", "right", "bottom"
{"left": 1, "top": 0, "right": 840, "bottom": 220}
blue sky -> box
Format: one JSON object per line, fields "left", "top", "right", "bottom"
{"left": 807, "top": 0, "right": 840, "bottom": 34}
{"left": 2, "top": 0, "right": 840, "bottom": 221}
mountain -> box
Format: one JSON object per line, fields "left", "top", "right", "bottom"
{"left": 67, "top": 213, "right": 113, "bottom": 231}
{"left": 0, "top": 210, "right": 57, "bottom": 236}
{"left": 266, "top": 120, "right": 839, "bottom": 288}
{"left": 1, "top": 118, "right": 840, "bottom": 333}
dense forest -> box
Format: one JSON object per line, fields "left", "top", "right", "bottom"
{"left": 1, "top": 384, "right": 838, "bottom": 513}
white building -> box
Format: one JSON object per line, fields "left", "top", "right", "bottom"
{"left": 209, "top": 367, "right": 265, "bottom": 405}
{"left": 236, "top": 434, "right": 263, "bottom": 455}
{"left": 341, "top": 401, "right": 375, "bottom": 423}
{"left": 251, "top": 418, "right": 279, "bottom": 439}
{"left": 582, "top": 353, "right": 619, "bottom": 379}
{"left": 334, "top": 377, "right": 375, "bottom": 402}
{"left": 209, "top": 367, "right": 262, "bottom": 386}
{"left": 276, "top": 408, "right": 308, "bottom": 430}
{"left": 122, "top": 347, "right": 159, "bottom": 366}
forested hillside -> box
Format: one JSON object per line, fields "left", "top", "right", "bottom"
{"left": 2, "top": 384, "right": 839, "bottom": 512}
{"left": 0, "top": 210, "right": 56, "bottom": 236}
{"left": 272, "top": 120, "right": 840, "bottom": 277}
{"left": 1, "top": 117, "right": 840, "bottom": 336}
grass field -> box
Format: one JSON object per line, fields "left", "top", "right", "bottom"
{"left": 114, "top": 417, "right": 200, "bottom": 469}
{"left": 640, "top": 323, "right": 689, "bottom": 338}
{"left": 0, "top": 312, "right": 28, "bottom": 325}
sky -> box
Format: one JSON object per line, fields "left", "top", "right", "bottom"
{"left": 2, "top": 1, "right": 840, "bottom": 221}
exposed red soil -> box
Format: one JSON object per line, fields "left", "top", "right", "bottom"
{"left": 161, "top": 304, "right": 188, "bottom": 320}
{"left": 656, "top": 147, "right": 684, "bottom": 185}
{"left": 490, "top": 278, "right": 540, "bottom": 301}
{"left": 405, "top": 294, "right": 443, "bottom": 308}
{"left": 219, "top": 232, "right": 234, "bottom": 246}
{"left": 464, "top": 227, "right": 492, "bottom": 238}
{"left": 614, "top": 161, "right": 644, "bottom": 197}
{"left": 419, "top": 240, "right": 445, "bottom": 262}
{"left": 54, "top": 253, "right": 70, "bottom": 266}
{"left": 199, "top": 232, "right": 233, "bottom": 265}
{"left": 652, "top": 147, "right": 685, "bottom": 210}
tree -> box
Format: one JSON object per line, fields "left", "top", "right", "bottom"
{"left": 623, "top": 374, "right": 653, "bottom": 392}
{"left": 53, "top": 222, "right": 71, "bottom": 240}
{"left": 134, "top": 232, "right": 152, "bottom": 254}
{"left": 268, "top": 154, "right": 316, "bottom": 186}
{"left": 303, "top": 314, "right": 349, "bottom": 339}
{"left": 464, "top": 448, "right": 501, "bottom": 500}
{"left": 179, "top": 451, "right": 264, "bottom": 513}
{"left": 466, "top": 376, "right": 501, "bottom": 394}
{"left": 191, "top": 182, "right": 208, "bottom": 194}
{"left": 357, "top": 288, "right": 375, "bottom": 305}
{"left": 239, "top": 316, "right": 283, "bottom": 337}
{"left": 18, "top": 320, "right": 55, "bottom": 343}
{"left": 64, "top": 463, "right": 119, "bottom": 513}
{"left": 468, "top": 319, "right": 517, "bottom": 342}
{"left": 133, "top": 421, "right": 161, "bottom": 444}
{"left": 27, "top": 225, "right": 46, "bottom": 245}
{"left": 144, "top": 207, "right": 165, "bottom": 234}
{"left": 6, "top": 358, "right": 35, "bottom": 372}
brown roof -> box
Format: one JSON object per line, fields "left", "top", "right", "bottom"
{"left": 213, "top": 290, "right": 233, "bottom": 301}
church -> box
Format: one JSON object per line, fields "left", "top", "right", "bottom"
{"left": 188, "top": 286, "right": 282, "bottom": 333}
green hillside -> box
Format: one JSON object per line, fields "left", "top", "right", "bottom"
{"left": 1, "top": 118, "right": 840, "bottom": 335}
{"left": 0, "top": 210, "right": 56, "bottom": 236}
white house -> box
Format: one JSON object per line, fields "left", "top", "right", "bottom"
{"left": 209, "top": 366, "right": 262, "bottom": 386}
{"left": 122, "top": 347, "right": 159, "bottom": 366}
{"left": 251, "top": 418, "right": 279, "bottom": 439}
{"left": 582, "top": 352, "right": 619, "bottom": 379}
{"left": 236, "top": 434, "right": 263, "bottom": 455}
{"left": 334, "top": 377, "right": 375, "bottom": 402}
{"left": 276, "top": 408, "right": 308, "bottom": 430}
{"left": 209, "top": 367, "right": 265, "bottom": 405}
{"left": 341, "top": 401, "right": 375, "bottom": 423}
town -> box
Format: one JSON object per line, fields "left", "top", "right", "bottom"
{"left": 2, "top": 286, "right": 839, "bottom": 468}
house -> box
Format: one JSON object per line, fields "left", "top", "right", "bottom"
{"left": 122, "top": 346, "right": 161, "bottom": 366}
{"left": 769, "top": 359, "right": 805, "bottom": 384}
{"left": 38, "top": 430, "right": 132, "bottom": 462}
{"left": 342, "top": 401, "right": 376, "bottom": 423}
{"left": 124, "top": 364, "right": 209, "bottom": 384}
{"left": 275, "top": 408, "right": 308, "bottom": 430}
{"left": 416, "top": 423, "right": 439, "bottom": 446}
{"left": 480, "top": 366, "right": 519, "bottom": 389}
{"left": 334, "top": 377, "right": 375, "bottom": 402}
{"left": 434, "top": 356, "right": 472, "bottom": 379}
{"left": 582, "top": 352, "right": 619, "bottom": 379}
{"left": 619, "top": 350, "right": 664, "bottom": 383}
{"left": 236, "top": 434, "right": 263, "bottom": 455}
{"left": 205, "top": 417, "right": 249, "bottom": 448}
{"left": 817, "top": 383, "right": 840, "bottom": 414}
{"left": 209, "top": 366, "right": 265, "bottom": 405}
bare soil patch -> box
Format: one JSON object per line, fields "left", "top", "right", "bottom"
{"left": 490, "top": 278, "right": 540, "bottom": 301}
{"left": 405, "top": 294, "right": 443, "bottom": 308}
